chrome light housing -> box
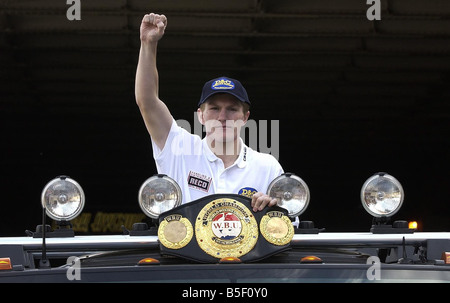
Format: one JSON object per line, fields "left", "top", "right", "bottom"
{"left": 267, "top": 173, "right": 310, "bottom": 218}
{"left": 41, "top": 176, "right": 85, "bottom": 221}
{"left": 361, "top": 173, "right": 404, "bottom": 218}
{"left": 138, "top": 174, "right": 182, "bottom": 219}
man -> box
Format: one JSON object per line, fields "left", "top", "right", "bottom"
{"left": 135, "top": 13, "right": 283, "bottom": 212}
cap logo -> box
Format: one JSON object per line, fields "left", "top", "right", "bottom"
{"left": 212, "top": 78, "right": 235, "bottom": 90}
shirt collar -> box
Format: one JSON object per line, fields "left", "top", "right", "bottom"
{"left": 236, "top": 138, "right": 248, "bottom": 168}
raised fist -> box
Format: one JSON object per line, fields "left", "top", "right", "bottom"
{"left": 140, "top": 13, "right": 167, "bottom": 43}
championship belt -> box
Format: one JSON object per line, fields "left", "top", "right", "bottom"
{"left": 157, "top": 194, "right": 293, "bottom": 263}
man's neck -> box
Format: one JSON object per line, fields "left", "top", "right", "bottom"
{"left": 208, "top": 138, "right": 241, "bottom": 168}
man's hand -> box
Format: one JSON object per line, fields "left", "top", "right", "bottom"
{"left": 140, "top": 13, "right": 167, "bottom": 43}
{"left": 251, "top": 192, "right": 278, "bottom": 212}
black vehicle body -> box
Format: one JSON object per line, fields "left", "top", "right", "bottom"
{"left": 1, "top": 193, "right": 449, "bottom": 283}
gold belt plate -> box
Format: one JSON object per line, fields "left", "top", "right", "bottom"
{"left": 260, "top": 211, "right": 294, "bottom": 246}
{"left": 195, "top": 198, "right": 258, "bottom": 258}
{"left": 158, "top": 214, "right": 193, "bottom": 249}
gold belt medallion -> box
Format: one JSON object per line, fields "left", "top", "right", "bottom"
{"left": 195, "top": 198, "right": 258, "bottom": 258}
{"left": 260, "top": 211, "right": 294, "bottom": 246}
{"left": 158, "top": 214, "right": 193, "bottom": 249}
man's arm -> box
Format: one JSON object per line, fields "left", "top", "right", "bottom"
{"left": 135, "top": 13, "right": 173, "bottom": 150}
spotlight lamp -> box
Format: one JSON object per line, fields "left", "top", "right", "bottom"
{"left": 41, "top": 176, "right": 85, "bottom": 222}
{"left": 361, "top": 173, "right": 414, "bottom": 234}
{"left": 267, "top": 173, "right": 321, "bottom": 234}
{"left": 26, "top": 175, "right": 86, "bottom": 238}
{"left": 138, "top": 174, "right": 182, "bottom": 219}
{"left": 267, "top": 173, "right": 310, "bottom": 218}
{"left": 361, "top": 173, "right": 404, "bottom": 218}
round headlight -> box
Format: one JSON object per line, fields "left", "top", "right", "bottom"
{"left": 267, "top": 173, "right": 310, "bottom": 218}
{"left": 41, "top": 176, "right": 85, "bottom": 221}
{"left": 361, "top": 173, "right": 404, "bottom": 218}
{"left": 138, "top": 174, "right": 182, "bottom": 219}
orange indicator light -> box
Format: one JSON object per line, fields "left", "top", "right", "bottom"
{"left": 219, "top": 257, "right": 242, "bottom": 264}
{"left": 0, "top": 258, "right": 12, "bottom": 270}
{"left": 408, "top": 221, "right": 418, "bottom": 229}
{"left": 442, "top": 252, "right": 450, "bottom": 264}
{"left": 138, "top": 258, "right": 160, "bottom": 265}
{"left": 300, "top": 256, "right": 323, "bottom": 263}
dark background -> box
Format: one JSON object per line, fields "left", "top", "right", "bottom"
{"left": 1, "top": 0, "right": 449, "bottom": 235}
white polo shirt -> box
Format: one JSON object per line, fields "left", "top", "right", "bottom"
{"left": 151, "top": 119, "right": 284, "bottom": 204}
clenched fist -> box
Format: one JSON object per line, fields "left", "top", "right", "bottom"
{"left": 140, "top": 13, "right": 167, "bottom": 43}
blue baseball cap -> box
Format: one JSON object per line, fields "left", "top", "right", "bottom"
{"left": 198, "top": 76, "right": 251, "bottom": 107}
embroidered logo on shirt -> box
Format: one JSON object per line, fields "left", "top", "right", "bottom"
{"left": 238, "top": 187, "right": 257, "bottom": 198}
{"left": 187, "top": 171, "right": 212, "bottom": 192}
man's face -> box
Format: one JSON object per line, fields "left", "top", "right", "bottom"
{"left": 198, "top": 94, "right": 250, "bottom": 144}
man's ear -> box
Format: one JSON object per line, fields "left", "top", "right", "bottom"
{"left": 243, "top": 110, "right": 250, "bottom": 124}
{"left": 197, "top": 108, "right": 205, "bottom": 125}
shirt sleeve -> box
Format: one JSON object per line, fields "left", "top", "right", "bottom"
{"left": 150, "top": 119, "right": 200, "bottom": 171}
{"left": 150, "top": 119, "right": 179, "bottom": 162}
